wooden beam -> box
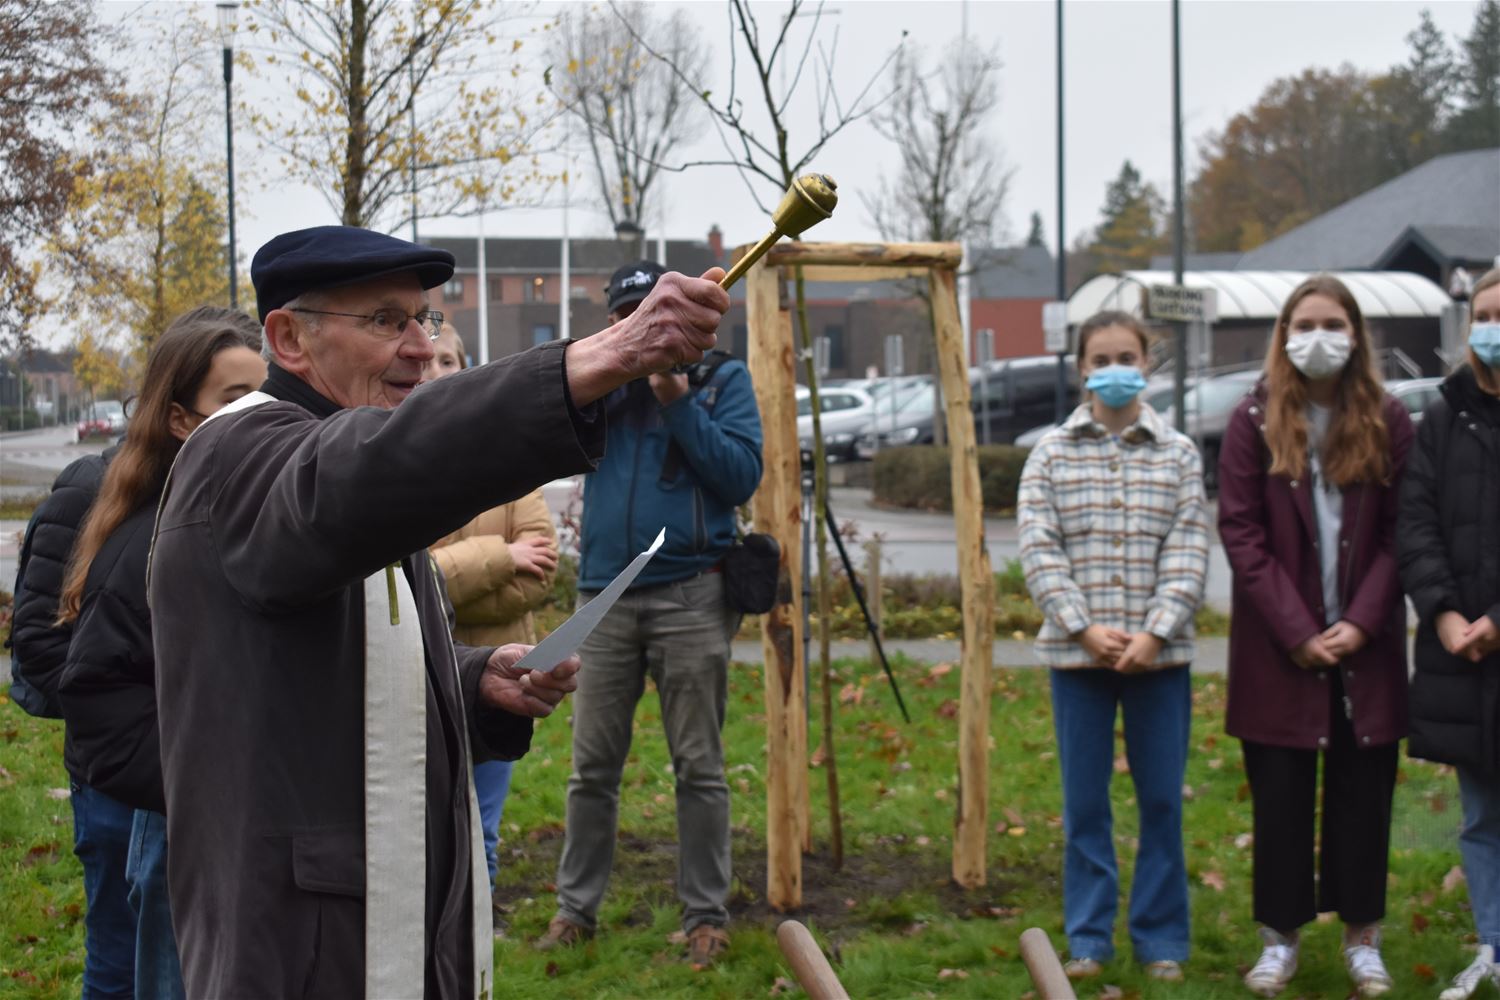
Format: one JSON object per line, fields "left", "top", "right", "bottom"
{"left": 752, "top": 241, "right": 962, "bottom": 270}
{"left": 746, "top": 257, "right": 805, "bottom": 911}
{"left": 777, "top": 921, "right": 851, "bottom": 1000}
{"left": 796, "top": 265, "right": 932, "bottom": 284}
{"left": 930, "top": 267, "right": 995, "bottom": 889}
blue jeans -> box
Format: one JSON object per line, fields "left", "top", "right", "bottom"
{"left": 126, "top": 809, "right": 185, "bottom": 1000}
{"left": 474, "top": 759, "right": 514, "bottom": 882}
{"left": 69, "top": 782, "right": 136, "bottom": 1000}
{"left": 1458, "top": 765, "right": 1500, "bottom": 950}
{"left": 1050, "top": 666, "right": 1192, "bottom": 964}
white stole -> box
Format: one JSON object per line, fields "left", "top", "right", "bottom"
{"left": 149, "top": 389, "right": 494, "bottom": 998}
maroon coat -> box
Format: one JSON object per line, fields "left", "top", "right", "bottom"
{"left": 1218, "top": 385, "right": 1414, "bottom": 750}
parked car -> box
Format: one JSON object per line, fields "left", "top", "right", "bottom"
{"left": 1386, "top": 376, "right": 1444, "bottom": 425}
{"left": 1157, "top": 369, "right": 1261, "bottom": 492}
{"left": 75, "top": 399, "right": 126, "bottom": 441}
{"left": 971, "top": 355, "right": 1080, "bottom": 445}
{"left": 796, "top": 385, "right": 880, "bottom": 462}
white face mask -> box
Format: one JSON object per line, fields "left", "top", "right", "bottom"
{"left": 1285, "top": 328, "right": 1353, "bottom": 379}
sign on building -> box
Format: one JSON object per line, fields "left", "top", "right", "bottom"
{"left": 1145, "top": 284, "right": 1219, "bottom": 324}
{"left": 1042, "top": 301, "right": 1068, "bottom": 354}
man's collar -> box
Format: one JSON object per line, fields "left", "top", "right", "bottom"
{"left": 1062, "top": 401, "right": 1166, "bottom": 444}
{"left": 262, "top": 362, "right": 342, "bottom": 419}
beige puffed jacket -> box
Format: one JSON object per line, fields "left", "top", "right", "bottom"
{"left": 430, "top": 488, "right": 557, "bottom": 647}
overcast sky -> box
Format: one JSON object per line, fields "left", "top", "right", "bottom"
{"left": 112, "top": 0, "right": 1487, "bottom": 265}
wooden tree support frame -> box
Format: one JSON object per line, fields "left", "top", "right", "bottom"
{"left": 743, "top": 241, "right": 996, "bottom": 911}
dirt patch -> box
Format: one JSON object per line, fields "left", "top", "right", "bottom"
{"left": 494, "top": 825, "right": 1045, "bottom": 939}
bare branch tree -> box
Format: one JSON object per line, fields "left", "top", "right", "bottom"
{"left": 550, "top": 4, "right": 705, "bottom": 230}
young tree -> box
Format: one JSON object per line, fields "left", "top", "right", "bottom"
{"left": 48, "top": 10, "right": 230, "bottom": 360}
{"left": 1447, "top": 0, "right": 1500, "bottom": 150}
{"left": 0, "top": 0, "right": 115, "bottom": 350}
{"left": 550, "top": 4, "right": 705, "bottom": 231}
{"left": 1087, "top": 160, "right": 1166, "bottom": 273}
{"left": 865, "top": 41, "right": 1012, "bottom": 248}
{"left": 243, "top": 0, "right": 551, "bottom": 231}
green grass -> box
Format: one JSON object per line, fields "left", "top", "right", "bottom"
{"left": 0, "top": 662, "right": 1474, "bottom": 998}
{"left": 0, "top": 494, "right": 44, "bottom": 521}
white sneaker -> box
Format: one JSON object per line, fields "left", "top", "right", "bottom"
{"left": 1440, "top": 946, "right": 1500, "bottom": 1000}
{"left": 1342, "top": 927, "right": 1394, "bottom": 998}
{"left": 1244, "top": 927, "right": 1299, "bottom": 998}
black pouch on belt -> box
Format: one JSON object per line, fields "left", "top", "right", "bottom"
{"left": 722, "top": 532, "right": 781, "bottom": 614}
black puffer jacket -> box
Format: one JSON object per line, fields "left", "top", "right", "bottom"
{"left": 1399, "top": 366, "right": 1500, "bottom": 772}
{"left": 57, "top": 499, "right": 164, "bottom": 813}
{"left": 9, "top": 451, "right": 110, "bottom": 725}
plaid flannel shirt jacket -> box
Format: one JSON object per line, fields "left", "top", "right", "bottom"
{"left": 1018, "top": 402, "right": 1209, "bottom": 669}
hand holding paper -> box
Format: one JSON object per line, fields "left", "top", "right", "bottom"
{"left": 513, "top": 528, "right": 667, "bottom": 674}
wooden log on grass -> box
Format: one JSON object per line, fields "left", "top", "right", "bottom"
{"left": 1019, "top": 928, "right": 1077, "bottom": 999}
{"left": 776, "top": 921, "right": 849, "bottom": 1000}
{"left": 930, "top": 266, "right": 996, "bottom": 890}
{"left": 746, "top": 257, "right": 806, "bottom": 911}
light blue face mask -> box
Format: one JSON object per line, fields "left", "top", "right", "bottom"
{"left": 1471, "top": 323, "right": 1500, "bottom": 369}
{"left": 1085, "top": 364, "right": 1148, "bottom": 408}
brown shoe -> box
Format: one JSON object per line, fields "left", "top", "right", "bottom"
{"left": 687, "top": 924, "right": 729, "bottom": 969}
{"left": 533, "top": 915, "right": 592, "bottom": 951}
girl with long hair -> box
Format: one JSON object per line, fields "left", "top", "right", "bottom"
{"left": 422, "top": 324, "right": 558, "bottom": 932}
{"left": 1400, "top": 268, "right": 1500, "bottom": 1000}
{"left": 57, "top": 307, "right": 266, "bottom": 1000}
{"left": 1019, "top": 310, "right": 1209, "bottom": 983}
{"left": 1218, "top": 275, "right": 1413, "bottom": 998}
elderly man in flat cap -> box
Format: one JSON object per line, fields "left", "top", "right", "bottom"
{"left": 148, "top": 226, "right": 729, "bottom": 999}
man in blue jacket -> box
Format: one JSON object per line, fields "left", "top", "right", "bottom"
{"left": 537, "top": 260, "right": 763, "bottom": 967}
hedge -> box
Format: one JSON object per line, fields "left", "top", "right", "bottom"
{"left": 872, "top": 444, "right": 1030, "bottom": 513}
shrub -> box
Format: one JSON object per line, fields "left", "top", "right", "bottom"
{"left": 872, "top": 444, "right": 1031, "bottom": 513}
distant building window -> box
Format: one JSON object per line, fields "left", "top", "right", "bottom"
{"left": 444, "top": 278, "right": 464, "bottom": 301}
{"left": 527, "top": 276, "right": 546, "bottom": 302}
{"left": 533, "top": 324, "right": 555, "bottom": 346}
{"left": 824, "top": 324, "right": 845, "bottom": 370}
{"left": 489, "top": 277, "right": 502, "bottom": 302}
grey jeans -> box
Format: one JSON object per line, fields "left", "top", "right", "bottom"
{"left": 554, "top": 571, "right": 739, "bottom": 932}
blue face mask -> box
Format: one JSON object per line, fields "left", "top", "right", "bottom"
{"left": 1085, "top": 364, "right": 1148, "bottom": 409}
{"left": 1471, "top": 323, "right": 1500, "bottom": 368}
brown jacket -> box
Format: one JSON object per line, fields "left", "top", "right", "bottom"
{"left": 431, "top": 489, "right": 556, "bottom": 647}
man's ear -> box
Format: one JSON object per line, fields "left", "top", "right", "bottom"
{"left": 264, "top": 310, "right": 308, "bottom": 373}
{"left": 167, "top": 402, "right": 197, "bottom": 443}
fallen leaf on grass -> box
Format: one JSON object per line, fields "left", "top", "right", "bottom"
{"left": 1098, "top": 985, "right": 1124, "bottom": 1000}
{"left": 811, "top": 744, "right": 826, "bottom": 768}
{"left": 1431, "top": 793, "right": 1449, "bottom": 813}
{"left": 1206, "top": 757, "right": 1224, "bottom": 770}
{"left": 1200, "top": 870, "right": 1226, "bottom": 891}
{"left": 1443, "top": 865, "right": 1467, "bottom": 894}
{"left": 545, "top": 962, "right": 560, "bottom": 978}
{"left": 1007, "top": 826, "right": 1027, "bottom": 837}
{"left": 915, "top": 835, "right": 931, "bottom": 847}
{"left": 1234, "top": 833, "right": 1254, "bottom": 850}
{"left": 937, "top": 968, "right": 969, "bottom": 980}
{"left": 839, "top": 683, "right": 864, "bottom": 706}
{"left": 937, "top": 699, "right": 959, "bottom": 719}
{"left": 844, "top": 898, "right": 858, "bottom": 909}
{"left": 928, "top": 662, "right": 954, "bottom": 679}
{"left": 989, "top": 945, "right": 1011, "bottom": 957}
{"left": 1412, "top": 912, "right": 1430, "bottom": 934}
{"left": 1414, "top": 963, "right": 1437, "bottom": 982}
{"left": 769, "top": 976, "right": 796, "bottom": 996}
{"left": 45, "top": 788, "right": 70, "bottom": 801}
{"left": 1003, "top": 806, "right": 1024, "bottom": 827}
{"left": 903, "top": 921, "right": 928, "bottom": 937}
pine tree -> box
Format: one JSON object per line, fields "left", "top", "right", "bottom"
{"left": 1447, "top": 0, "right": 1500, "bottom": 150}
{"left": 1026, "top": 211, "right": 1045, "bottom": 247}
{"left": 1088, "top": 160, "right": 1164, "bottom": 272}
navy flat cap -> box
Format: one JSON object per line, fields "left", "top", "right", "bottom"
{"left": 251, "top": 226, "right": 456, "bottom": 322}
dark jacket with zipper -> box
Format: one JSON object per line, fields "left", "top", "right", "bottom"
{"left": 150, "top": 346, "right": 603, "bottom": 999}
{"left": 577, "top": 359, "right": 762, "bottom": 589}
{"left": 1399, "top": 366, "right": 1500, "bottom": 773}
{"left": 57, "top": 497, "right": 166, "bottom": 813}
{"left": 10, "top": 450, "right": 111, "bottom": 729}
{"left": 1219, "top": 383, "right": 1414, "bottom": 750}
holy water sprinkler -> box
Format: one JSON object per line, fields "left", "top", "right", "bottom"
{"left": 718, "top": 173, "right": 838, "bottom": 290}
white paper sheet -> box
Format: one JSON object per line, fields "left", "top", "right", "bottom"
{"left": 513, "top": 528, "right": 667, "bottom": 673}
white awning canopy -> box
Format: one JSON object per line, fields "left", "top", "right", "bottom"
{"left": 1067, "top": 270, "right": 1451, "bottom": 326}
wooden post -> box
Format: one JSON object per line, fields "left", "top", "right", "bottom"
{"left": 777, "top": 921, "right": 850, "bottom": 1000}
{"left": 929, "top": 266, "right": 995, "bottom": 889}
{"left": 1019, "top": 928, "right": 1078, "bottom": 999}
{"left": 746, "top": 258, "right": 805, "bottom": 911}
{"left": 864, "top": 539, "right": 882, "bottom": 667}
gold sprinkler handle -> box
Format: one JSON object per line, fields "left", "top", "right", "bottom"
{"left": 717, "top": 173, "right": 838, "bottom": 291}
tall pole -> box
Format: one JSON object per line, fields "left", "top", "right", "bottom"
{"left": 1053, "top": 0, "right": 1066, "bottom": 423}
{"left": 219, "top": 6, "right": 238, "bottom": 309}
{"left": 409, "top": 52, "right": 419, "bottom": 243}
{"left": 1170, "top": 0, "right": 1187, "bottom": 431}
{"left": 560, "top": 118, "right": 571, "bottom": 342}
{"left": 477, "top": 209, "right": 490, "bottom": 365}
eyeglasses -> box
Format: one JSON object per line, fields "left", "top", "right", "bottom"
{"left": 288, "top": 307, "right": 445, "bottom": 341}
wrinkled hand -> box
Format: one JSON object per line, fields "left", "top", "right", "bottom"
{"left": 1114, "top": 632, "right": 1164, "bottom": 674}
{"left": 1453, "top": 615, "right": 1500, "bottom": 663}
{"left": 1320, "top": 620, "right": 1368, "bottom": 660}
{"left": 1290, "top": 634, "right": 1339, "bottom": 670}
{"left": 650, "top": 371, "right": 690, "bottom": 405}
{"left": 510, "top": 537, "right": 559, "bottom": 578}
{"left": 614, "top": 268, "right": 728, "bottom": 376}
{"left": 1076, "top": 625, "right": 1130, "bottom": 667}
{"left": 1438, "top": 611, "right": 1473, "bottom": 657}
{"left": 478, "top": 644, "right": 579, "bottom": 718}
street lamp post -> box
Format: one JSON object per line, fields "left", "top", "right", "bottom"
{"left": 217, "top": 2, "right": 240, "bottom": 309}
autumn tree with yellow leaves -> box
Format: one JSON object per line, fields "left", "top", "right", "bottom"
{"left": 243, "top": 0, "right": 553, "bottom": 231}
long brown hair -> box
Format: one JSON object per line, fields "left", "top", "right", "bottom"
{"left": 1469, "top": 268, "right": 1500, "bottom": 396}
{"left": 1263, "top": 275, "right": 1389, "bottom": 486}
{"left": 58, "top": 307, "right": 262, "bottom": 624}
